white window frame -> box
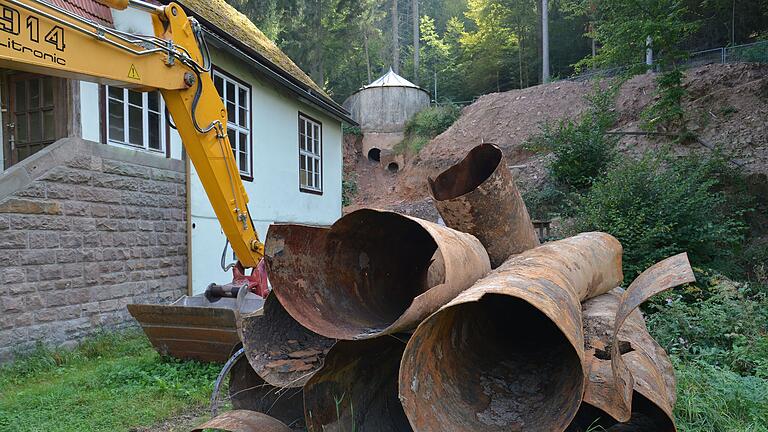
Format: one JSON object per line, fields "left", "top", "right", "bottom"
{"left": 105, "top": 86, "right": 166, "bottom": 154}
{"left": 299, "top": 114, "right": 322, "bottom": 193}
{"left": 212, "top": 69, "right": 252, "bottom": 178}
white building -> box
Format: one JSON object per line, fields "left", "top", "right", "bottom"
{"left": 0, "top": 0, "right": 353, "bottom": 294}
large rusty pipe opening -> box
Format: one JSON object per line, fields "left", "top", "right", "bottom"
{"left": 266, "top": 209, "right": 490, "bottom": 340}
{"left": 401, "top": 295, "right": 582, "bottom": 431}
{"left": 429, "top": 143, "right": 503, "bottom": 201}
{"left": 304, "top": 338, "right": 411, "bottom": 432}
{"left": 428, "top": 143, "right": 539, "bottom": 267}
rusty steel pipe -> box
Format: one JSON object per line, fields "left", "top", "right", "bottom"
{"left": 304, "top": 337, "right": 412, "bottom": 432}
{"left": 240, "top": 294, "right": 335, "bottom": 388}
{"left": 399, "top": 232, "right": 623, "bottom": 432}
{"left": 265, "top": 208, "right": 491, "bottom": 340}
{"left": 428, "top": 143, "right": 539, "bottom": 267}
{"left": 191, "top": 410, "right": 292, "bottom": 432}
{"left": 573, "top": 253, "right": 694, "bottom": 431}
{"left": 226, "top": 353, "right": 306, "bottom": 429}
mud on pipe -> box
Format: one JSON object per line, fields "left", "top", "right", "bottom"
{"left": 398, "top": 232, "right": 623, "bottom": 432}
{"left": 428, "top": 143, "right": 539, "bottom": 268}
{"left": 264, "top": 209, "right": 491, "bottom": 340}
{"left": 240, "top": 294, "right": 334, "bottom": 389}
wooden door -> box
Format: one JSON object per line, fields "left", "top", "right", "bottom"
{"left": 3, "top": 74, "right": 67, "bottom": 167}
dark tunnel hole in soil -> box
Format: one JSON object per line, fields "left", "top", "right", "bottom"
{"left": 387, "top": 162, "right": 400, "bottom": 173}
{"left": 368, "top": 148, "right": 381, "bottom": 162}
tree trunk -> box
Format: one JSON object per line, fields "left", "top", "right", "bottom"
{"left": 364, "top": 31, "right": 372, "bottom": 83}
{"left": 541, "top": 0, "right": 550, "bottom": 84}
{"left": 412, "top": 0, "right": 420, "bottom": 84}
{"left": 517, "top": 17, "right": 523, "bottom": 88}
{"left": 392, "top": 0, "right": 400, "bottom": 73}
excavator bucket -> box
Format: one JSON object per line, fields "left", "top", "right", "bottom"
{"left": 128, "top": 290, "right": 264, "bottom": 363}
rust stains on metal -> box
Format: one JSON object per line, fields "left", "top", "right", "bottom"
{"left": 240, "top": 293, "right": 335, "bottom": 388}
{"left": 399, "top": 232, "right": 623, "bottom": 432}
{"left": 304, "top": 337, "right": 412, "bottom": 432}
{"left": 578, "top": 253, "right": 694, "bottom": 428}
{"left": 265, "top": 208, "right": 491, "bottom": 340}
{"left": 190, "top": 409, "right": 292, "bottom": 432}
{"left": 428, "top": 143, "right": 539, "bottom": 268}
{"left": 227, "top": 353, "right": 306, "bottom": 429}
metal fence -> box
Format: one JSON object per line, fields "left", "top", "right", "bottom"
{"left": 568, "top": 40, "right": 768, "bottom": 81}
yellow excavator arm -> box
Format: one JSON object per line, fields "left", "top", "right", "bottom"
{"left": 0, "top": 0, "right": 265, "bottom": 270}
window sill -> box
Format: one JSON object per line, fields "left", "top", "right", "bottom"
{"left": 300, "top": 187, "right": 323, "bottom": 196}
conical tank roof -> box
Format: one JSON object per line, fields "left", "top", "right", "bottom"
{"left": 362, "top": 68, "right": 423, "bottom": 90}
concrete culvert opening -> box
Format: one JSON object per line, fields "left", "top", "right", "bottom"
{"left": 401, "top": 294, "right": 583, "bottom": 431}
{"left": 430, "top": 143, "right": 502, "bottom": 201}
{"left": 368, "top": 148, "right": 381, "bottom": 162}
{"left": 387, "top": 162, "right": 399, "bottom": 173}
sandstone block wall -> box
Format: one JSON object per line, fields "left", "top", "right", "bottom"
{"left": 0, "top": 138, "right": 188, "bottom": 362}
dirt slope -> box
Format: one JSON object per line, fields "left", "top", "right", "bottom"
{"left": 345, "top": 63, "right": 768, "bottom": 221}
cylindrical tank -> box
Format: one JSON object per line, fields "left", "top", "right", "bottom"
{"left": 343, "top": 68, "right": 431, "bottom": 163}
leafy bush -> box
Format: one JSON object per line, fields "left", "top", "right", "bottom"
{"left": 526, "top": 84, "right": 618, "bottom": 190}
{"left": 647, "top": 272, "right": 768, "bottom": 377}
{"left": 393, "top": 135, "right": 430, "bottom": 155}
{"left": 673, "top": 358, "right": 768, "bottom": 432}
{"left": 571, "top": 152, "right": 748, "bottom": 278}
{"left": 641, "top": 69, "right": 687, "bottom": 133}
{"left": 404, "top": 104, "right": 461, "bottom": 139}
{"left": 343, "top": 124, "right": 362, "bottom": 136}
{"left": 342, "top": 176, "right": 358, "bottom": 206}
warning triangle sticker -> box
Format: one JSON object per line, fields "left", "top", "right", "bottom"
{"left": 128, "top": 64, "right": 140, "bottom": 80}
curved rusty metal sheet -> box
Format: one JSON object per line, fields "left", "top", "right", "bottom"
{"left": 399, "top": 232, "right": 623, "bottom": 432}
{"left": 227, "top": 351, "right": 306, "bottom": 429}
{"left": 580, "top": 253, "right": 694, "bottom": 424}
{"left": 428, "top": 143, "right": 539, "bottom": 267}
{"left": 190, "top": 410, "right": 292, "bottom": 432}
{"left": 240, "top": 293, "right": 335, "bottom": 388}
{"left": 304, "top": 337, "right": 412, "bottom": 432}
{"left": 265, "top": 208, "right": 491, "bottom": 340}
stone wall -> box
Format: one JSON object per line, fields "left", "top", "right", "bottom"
{"left": 0, "top": 138, "right": 188, "bottom": 362}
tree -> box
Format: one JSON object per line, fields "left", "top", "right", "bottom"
{"left": 413, "top": 0, "right": 420, "bottom": 84}
{"left": 392, "top": 0, "right": 401, "bottom": 72}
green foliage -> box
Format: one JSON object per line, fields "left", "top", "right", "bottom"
{"left": 394, "top": 135, "right": 430, "bottom": 155}
{"left": 571, "top": 152, "right": 748, "bottom": 278}
{"left": 342, "top": 176, "right": 358, "bottom": 206}
{"left": 0, "top": 330, "right": 218, "bottom": 431}
{"left": 526, "top": 84, "right": 618, "bottom": 190}
{"left": 522, "top": 182, "right": 572, "bottom": 221}
{"left": 673, "top": 358, "right": 768, "bottom": 432}
{"left": 647, "top": 272, "right": 768, "bottom": 377}
{"left": 404, "top": 104, "right": 461, "bottom": 138}
{"left": 343, "top": 124, "right": 362, "bottom": 136}
{"left": 641, "top": 69, "right": 687, "bottom": 132}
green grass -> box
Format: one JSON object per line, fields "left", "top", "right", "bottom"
{"left": 0, "top": 330, "right": 219, "bottom": 432}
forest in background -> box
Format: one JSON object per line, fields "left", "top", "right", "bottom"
{"left": 227, "top": 0, "right": 768, "bottom": 103}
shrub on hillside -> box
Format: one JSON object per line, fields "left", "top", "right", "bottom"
{"left": 571, "top": 152, "right": 748, "bottom": 278}
{"left": 404, "top": 104, "right": 461, "bottom": 139}
{"left": 526, "top": 84, "right": 619, "bottom": 190}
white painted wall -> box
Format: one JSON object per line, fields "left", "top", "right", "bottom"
{"left": 189, "top": 49, "right": 343, "bottom": 294}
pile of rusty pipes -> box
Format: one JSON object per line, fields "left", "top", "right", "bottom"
{"left": 199, "top": 143, "right": 695, "bottom": 432}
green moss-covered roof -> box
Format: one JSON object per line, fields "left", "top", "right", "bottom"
{"left": 174, "top": 0, "right": 328, "bottom": 98}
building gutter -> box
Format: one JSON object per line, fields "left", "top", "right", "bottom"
{"left": 200, "top": 28, "right": 357, "bottom": 126}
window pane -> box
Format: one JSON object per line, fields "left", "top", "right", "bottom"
{"left": 148, "top": 91, "right": 159, "bottom": 112}
{"left": 128, "top": 90, "right": 142, "bottom": 106}
{"left": 108, "top": 98, "right": 124, "bottom": 142}
{"left": 239, "top": 106, "right": 247, "bottom": 127}
{"left": 214, "top": 75, "right": 224, "bottom": 99}
{"left": 314, "top": 158, "right": 320, "bottom": 177}
{"left": 314, "top": 173, "right": 319, "bottom": 188}
{"left": 238, "top": 88, "right": 247, "bottom": 126}
{"left": 16, "top": 113, "right": 27, "bottom": 142}
{"left": 149, "top": 112, "right": 161, "bottom": 151}
{"left": 43, "top": 110, "right": 54, "bottom": 140}
{"left": 30, "top": 112, "right": 42, "bottom": 142}
{"left": 300, "top": 170, "right": 307, "bottom": 187}
{"left": 128, "top": 105, "right": 142, "bottom": 145}
{"left": 238, "top": 133, "right": 248, "bottom": 173}
{"left": 313, "top": 138, "right": 320, "bottom": 155}
{"left": 29, "top": 79, "right": 40, "bottom": 109}
{"left": 300, "top": 155, "right": 305, "bottom": 170}
{"left": 227, "top": 128, "right": 236, "bottom": 154}
{"left": 15, "top": 81, "right": 26, "bottom": 111}
{"left": 314, "top": 125, "right": 320, "bottom": 141}
{"left": 226, "top": 82, "right": 235, "bottom": 103}
{"left": 43, "top": 78, "right": 53, "bottom": 106}
{"left": 227, "top": 101, "right": 235, "bottom": 123}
